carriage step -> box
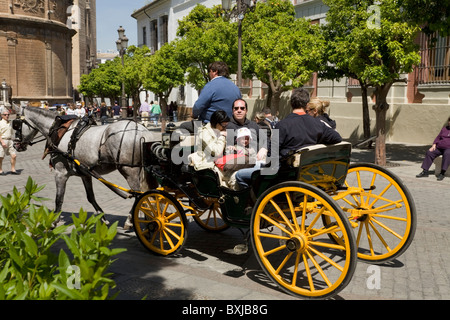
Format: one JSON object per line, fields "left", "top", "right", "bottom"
{"left": 178, "top": 184, "right": 210, "bottom": 210}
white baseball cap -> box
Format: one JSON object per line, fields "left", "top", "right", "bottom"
{"left": 236, "top": 127, "right": 252, "bottom": 140}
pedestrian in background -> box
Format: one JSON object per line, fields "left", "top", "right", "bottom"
{"left": 0, "top": 110, "right": 18, "bottom": 175}
{"left": 66, "top": 103, "right": 77, "bottom": 116}
{"left": 416, "top": 116, "right": 450, "bottom": 181}
{"left": 172, "top": 101, "right": 178, "bottom": 122}
{"left": 151, "top": 100, "right": 161, "bottom": 126}
{"left": 139, "top": 101, "right": 151, "bottom": 127}
{"left": 112, "top": 101, "right": 121, "bottom": 120}
{"left": 76, "top": 102, "right": 86, "bottom": 118}
{"left": 100, "top": 102, "right": 109, "bottom": 125}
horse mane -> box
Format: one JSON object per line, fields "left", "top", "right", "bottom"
{"left": 25, "top": 106, "right": 58, "bottom": 117}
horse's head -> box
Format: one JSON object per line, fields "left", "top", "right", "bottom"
{"left": 12, "top": 106, "right": 40, "bottom": 152}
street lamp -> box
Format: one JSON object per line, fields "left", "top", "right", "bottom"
{"left": 221, "top": 0, "right": 254, "bottom": 88}
{"left": 116, "top": 26, "right": 129, "bottom": 118}
{"left": 0, "top": 79, "right": 11, "bottom": 110}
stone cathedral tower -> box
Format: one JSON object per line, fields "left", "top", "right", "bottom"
{"left": 0, "top": 0, "right": 75, "bottom": 105}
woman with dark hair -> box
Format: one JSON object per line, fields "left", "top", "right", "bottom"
{"left": 188, "top": 110, "right": 230, "bottom": 171}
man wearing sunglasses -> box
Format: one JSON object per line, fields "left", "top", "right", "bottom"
{"left": 0, "top": 110, "right": 18, "bottom": 175}
{"left": 226, "top": 99, "right": 271, "bottom": 189}
{"left": 227, "top": 98, "right": 268, "bottom": 161}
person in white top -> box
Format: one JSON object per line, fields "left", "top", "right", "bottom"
{"left": 0, "top": 109, "right": 18, "bottom": 175}
{"left": 76, "top": 103, "right": 86, "bottom": 118}
{"left": 66, "top": 103, "right": 77, "bottom": 116}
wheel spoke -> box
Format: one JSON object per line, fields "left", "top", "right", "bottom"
{"left": 371, "top": 217, "right": 403, "bottom": 240}
{"left": 260, "top": 213, "right": 292, "bottom": 236}
{"left": 308, "top": 245, "right": 344, "bottom": 272}
{"left": 275, "top": 251, "right": 294, "bottom": 275}
{"left": 368, "top": 220, "right": 392, "bottom": 252}
{"left": 303, "top": 253, "right": 315, "bottom": 292}
{"left": 306, "top": 249, "right": 332, "bottom": 288}
{"left": 262, "top": 243, "right": 287, "bottom": 257}
{"left": 364, "top": 221, "right": 375, "bottom": 256}
{"left": 309, "top": 240, "right": 345, "bottom": 251}
{"left": 164, "top": 225, "right": 182, "bottom": 240}
{"left": 285, "top": 191, "right": 300, "bottom": 232}
{"left": 269, "top": 199, "right": 295, "bottom": 233}
{"left": 256, "top": 231, "right": 290, "bottom": 240}
{"left": 162, "top": 230, "right": 175, "bottom": 249}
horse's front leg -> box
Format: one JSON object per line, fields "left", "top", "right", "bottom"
{"left": 80, "top": 174, "right": 110, "bottom": 225}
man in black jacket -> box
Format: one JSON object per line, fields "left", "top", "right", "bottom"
{"left": 275, "top": 88, "right": 342, "bottom": 158}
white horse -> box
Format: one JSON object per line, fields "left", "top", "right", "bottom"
{"left": 13, "top": 105, "right": 158, "bottom": 228}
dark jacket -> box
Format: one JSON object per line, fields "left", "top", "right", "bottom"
{"left": 317, "top": 113, "right": 336, "bottom": 129}
{"left": 434, "top": 126, "right": 450, "bottom": 150}
{"left": 274, "top": 113, "right": 342, "bottom": 157}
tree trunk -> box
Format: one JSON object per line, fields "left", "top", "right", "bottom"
{"left": 270, "top": 89, "right": 282, "bottom": 116}
{"left": 267, "top": 74, "right": 282, "bottom": 115}
{"left": 373, "top": 83, "right": 392, "bottom": 166}
{"left": 360, "top": 82, "right": 371, "bottom": 140}
{"left": 266, "top": 84, "right": 273, "bottom": 109}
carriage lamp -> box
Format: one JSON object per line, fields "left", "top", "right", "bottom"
{"left": 116, "top": 26, "right": 129, "bottom": 119}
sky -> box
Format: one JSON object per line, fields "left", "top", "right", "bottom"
{"left": 96, "top": 0, "right": 147, "bottom": 52}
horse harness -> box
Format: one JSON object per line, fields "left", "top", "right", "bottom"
{"left": 42, "top": 115, "right": 97, "bottom": 161}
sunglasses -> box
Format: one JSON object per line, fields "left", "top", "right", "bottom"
{"left": 233, "top": 106, "right": 246, "bottom": 111}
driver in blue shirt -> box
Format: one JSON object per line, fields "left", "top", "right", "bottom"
{"left": 192, "top": 61, "right": 241, "bottom": 123}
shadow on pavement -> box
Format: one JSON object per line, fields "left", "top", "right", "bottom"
{"left": 349, "top": 143, "right": 427, "bottom": 165}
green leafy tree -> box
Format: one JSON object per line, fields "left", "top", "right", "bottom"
{"left": 176, "top": 4, "right": 238, "bottom": 91}
{"left": 79, "top": 59, "right": 121, "bottom": 104}
{"left": 143, "top": 41, "right": 186, "bottom": 131}
{"left": 323, "top": 0, "right": 421, "bottom": 165}
{"left": 241, "top": 0, "right": 326, "bottom": 113}
{"left": 400, "top": 0, "right": 450, "bottom": 36}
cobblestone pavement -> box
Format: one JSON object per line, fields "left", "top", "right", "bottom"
{"left": 1, "top": 135, "right": 449, "bottom": 302}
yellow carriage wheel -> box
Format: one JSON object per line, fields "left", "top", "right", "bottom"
{"left": 335, "top": 163, "right": 416, "bottom": 264}
{"left": 132, "top": 190, "right": 187, "bottom": 256}
{"left": 192, "top": 198, "right": 229, "bottom": 232}
{"left": 251, "top": 181, "right": 357, "bottom": 299}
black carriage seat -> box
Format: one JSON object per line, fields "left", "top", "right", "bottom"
{"left": 190, "top": 167, "right": 223, "bottom": 198}
{"left": 287, "top": 141, "right": 352, "bottom": 190}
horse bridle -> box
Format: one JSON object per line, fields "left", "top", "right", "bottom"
{"left": 12, "top": 115, "right": 46, "bottom": 152}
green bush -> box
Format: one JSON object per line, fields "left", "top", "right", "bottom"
{"left": 0, "top": 177, "right": 126, "bottom": 300}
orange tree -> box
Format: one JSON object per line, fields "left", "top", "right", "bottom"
{"left": 322, "top": 0, "right": 421, "bottom": 165}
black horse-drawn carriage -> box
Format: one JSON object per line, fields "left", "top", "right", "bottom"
{"left": 129, "top": 127, "right": 416, "bottom": 299}
{"left": 10, "top": 102, "right": 417, "bottom": 299}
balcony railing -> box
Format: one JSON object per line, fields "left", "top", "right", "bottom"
{"left": 418, "top": 31, "right": 450, "bottom": 85}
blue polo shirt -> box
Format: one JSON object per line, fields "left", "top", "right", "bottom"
{"left": 193, "top": 76, "right": 241, "bottom": 123}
